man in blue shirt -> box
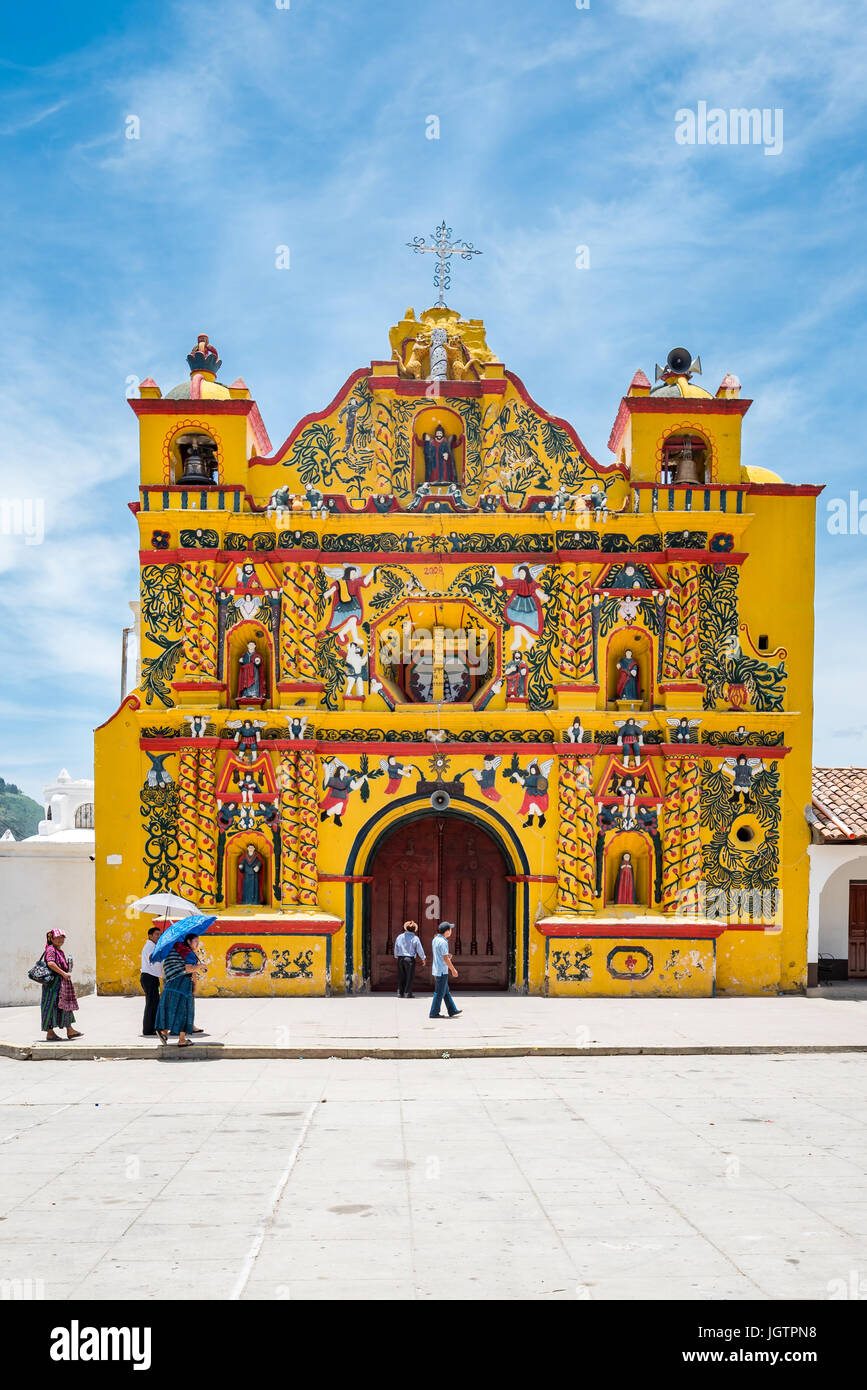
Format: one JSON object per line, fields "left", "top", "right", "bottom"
{"left": 393, "top": 919, "right": 426, "bottom": 998}
{"left": 430, "top": 922, "right": 462, "bottom": 1019}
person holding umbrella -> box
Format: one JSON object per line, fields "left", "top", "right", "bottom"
{"left": 41, "top": 929, "right": 83, "bottom": 1041}
{"left": 152, "top": 914, "right": 215, "bottom": 1048}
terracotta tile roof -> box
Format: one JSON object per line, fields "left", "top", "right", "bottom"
{"left": 812, "top": 768, "right": 867, "bottom": 843}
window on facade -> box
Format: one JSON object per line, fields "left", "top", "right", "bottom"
{"left": 75, "top": 803, "right": 94, "bottom": 830}
{"left": 382, "top": 624, "right": 490, "bottom": 705}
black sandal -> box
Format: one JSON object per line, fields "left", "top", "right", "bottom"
{"left": 157, "top": 1030, "right": 169, "bottom": 1044}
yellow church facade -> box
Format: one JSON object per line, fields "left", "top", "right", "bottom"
{"left": 94, "top": 309, "right": 821, "bottom": 998}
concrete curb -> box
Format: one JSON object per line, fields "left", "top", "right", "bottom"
{"left": 2, "top": 1040, "right": 867, "bottom": 1061}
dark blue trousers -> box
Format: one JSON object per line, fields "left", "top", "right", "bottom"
{"left": 430, "top": 973, "right": 458, "bottom": 1018}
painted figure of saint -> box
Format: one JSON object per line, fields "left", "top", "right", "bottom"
{"left": 497, "top": 564, "right": 549, "bottom": 656}
{"left": 615, "top": 649, "right": 640, "bottom": 702}
{"left": 237, "top": 641, "right": 266, "bottom": 702}
{"left": 615, "top": 716, "right": 646, "bottom": 767}
{"left": 323, "top": 565, "right": 372, "bottom": 644}
{"left": 504, "top": 657, "right": 529, "bottom": 700}
{"left": 613, "top": 852, "right": 636, "bottom": 905}
{"left": 420, "top": 424, "right": 458, "bottom": 486}
{"left": 337, "top": 396, "right": 360, "bottom": 452}
{"left": 237, "top": 843, "right": 265, "bottom": 906}
{"left": 228, "top": 717, "right": 264, "bottom": 762}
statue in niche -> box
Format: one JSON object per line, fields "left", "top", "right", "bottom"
{"left": 613, "top": 851, "right": 637, "bottom": 906}
{"left": 237, "top": 843, "right": 265, "bottom": 906}
{"left": 237, "top": 640, "right": 266, "bottom": 703}
{"left": 418, "top": 424, "right": 459, "bottom": 487}
{"left": 615, "top": 649, "right": 641, "bottom": 703}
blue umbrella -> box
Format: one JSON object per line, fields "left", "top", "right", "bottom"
{"left": 150, "top": 914, "right": 216, "bottom": 964}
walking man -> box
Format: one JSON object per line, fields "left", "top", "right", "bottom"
{"left": 140, "top": 925, "right": 163, "bottom": 1037}
{"left": 393, "top": 919, "right": 426, "bottom": 998}
{"left": 429, "top": 922, "right": 462, "bottom": 1019}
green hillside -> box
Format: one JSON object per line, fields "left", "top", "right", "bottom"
{"left": 0, "top": 778, "right": 43, "bottom": 840}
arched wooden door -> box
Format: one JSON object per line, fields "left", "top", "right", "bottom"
{"left": 369, "top": 815, "right": 511, "bottom": 991}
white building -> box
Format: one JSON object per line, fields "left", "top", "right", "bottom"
{"left": 0, "top": 769, "right": 95, "bottom": 1006}
{"left": 30, "top": 768, "right": 95, "bottom": 841}
{"left": 808, "top": 768, "right": 867, "bottom": 986}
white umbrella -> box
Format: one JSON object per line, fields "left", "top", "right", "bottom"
{"left": 130, "top": 892, "right": 198, "bottom": 926}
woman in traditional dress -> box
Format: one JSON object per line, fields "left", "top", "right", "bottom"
{"left": 156, "top": 933, "right": 204, "bottom": 1048}
{"left": 41, "top": 929, "right": 82, "bottom": 1041}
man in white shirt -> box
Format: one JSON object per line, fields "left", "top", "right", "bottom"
{"left": 393, "top": 919, "right": 426, "bottom": 998}
{"left": 140, "top": 926, "right": 163, "bottom": 1037}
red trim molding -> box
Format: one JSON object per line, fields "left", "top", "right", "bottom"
{"left": 537, "top": 919, "right": 774, "bottom": 938}
{"left": 206, "top": 917, "right": 343, "bottom": 935}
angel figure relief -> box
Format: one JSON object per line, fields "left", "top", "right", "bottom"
{"left": 722, "top": 755, "right": 764, "bottom": 806}
{"left": 505, "top": 755, "right": 554, "bottom": 828}
{"left": 666, "top": 717, "right": 701, "bottom": 744}
{"left": 496, "top": 564, "right": 550, "bottom": 658}
{"left": 380, "top": 756, "right": 415, "bottom": 794}
{"left": 323, "top": 565, "right": 375, "bottom": 645}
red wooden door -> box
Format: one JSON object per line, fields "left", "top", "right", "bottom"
{"left": 849, "top": 882, "right": 867, "bottom": 978}
{"left": 369, "top": 815, "right": 510, "bottom": 991}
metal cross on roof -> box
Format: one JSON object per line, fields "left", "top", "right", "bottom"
{"left": 406, "top": 221, "right": 483, "bottom": 308}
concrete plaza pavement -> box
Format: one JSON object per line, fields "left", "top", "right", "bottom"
{"left": 0, "top": 991, "right": 865, "bottom": 1059}
{"left": 0, "top": 1052, "right": 865, "bottom": 1301}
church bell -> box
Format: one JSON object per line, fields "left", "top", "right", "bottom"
{"left": 178, "top": 441, "right": 215, "bottom": 486}
{"left": 672, "top": 437, "right": 703, "bottom": 486}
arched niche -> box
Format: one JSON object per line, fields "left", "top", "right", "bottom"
{"left": 226, "top": 830, "right": 273, "bottom": 909}
{"left": 412, "top": 404, "right": 464, "bottom": 493}
{"left": 169, "top": 430, "right": 220, "bottom": 486}
{"left": 605, "top": 627, "right": 652, "bottom": 711}
{"left": 659, "top": 430, "right": 711, "bottom": 486}
{"left": 226, "top": 621, "right": 272, "bottom": 709}
{"left": 604, "top": 831, "right": 652, "bottom": 909}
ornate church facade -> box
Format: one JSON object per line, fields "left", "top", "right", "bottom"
{"left": 94, "top": 306, "right": 820, "bottom": 997}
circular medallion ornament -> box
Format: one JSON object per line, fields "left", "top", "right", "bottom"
{"left": 606, "top": 945, "right": 654, "bottom": 981}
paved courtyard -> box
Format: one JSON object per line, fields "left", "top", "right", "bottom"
{"left": 2, "top": 992, "right": 866, "bottom": 1058}
{"left": 1, "top": 1052, "right": 865, "bottom": 1300}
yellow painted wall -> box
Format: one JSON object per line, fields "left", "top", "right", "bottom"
{"left": 94, "top": 312, "right": 819, "bottom": 997}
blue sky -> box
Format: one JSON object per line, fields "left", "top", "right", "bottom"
{"left": 0, "top": 0, "right": 865, "bottom": 801}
